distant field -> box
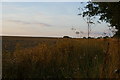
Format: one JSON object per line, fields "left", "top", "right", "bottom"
{"left": 2, "top": 36, "right": 60, "bottom": 53}
{"left": 2, "top": 36, "right": 120, "bottom": 79}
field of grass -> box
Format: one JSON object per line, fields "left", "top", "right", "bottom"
{"left": 2, "top": 36, "right": 120, "bottom": 79}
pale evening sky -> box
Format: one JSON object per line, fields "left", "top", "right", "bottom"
{"left": 1, "top": 2, "right": 112, "bottom": 38}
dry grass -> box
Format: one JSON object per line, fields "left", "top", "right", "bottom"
{"left": 2, "top": 37, "right": 120, "bottom": 79}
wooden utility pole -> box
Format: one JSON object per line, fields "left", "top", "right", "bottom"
{"left": 78, "top": 2, "right": 94, "bottom": 39}
{"left": 87, "top": 17, "right": 90, "bottom": 38}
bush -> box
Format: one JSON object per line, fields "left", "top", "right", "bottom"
{"left": 63, "top": 36, "right": 71, "bottom": 38}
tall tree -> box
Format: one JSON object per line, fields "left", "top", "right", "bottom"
{"left": 81, "top": 2, "right": 120, "bottom": 37}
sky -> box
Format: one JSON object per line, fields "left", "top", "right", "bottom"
{"left": 1, "top": 2, "right": 113, "bottom": 38}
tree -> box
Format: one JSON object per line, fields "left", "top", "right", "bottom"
{"left": 63, "top": 36, "right": 71, "bottom": 38}
{"left": 103, "top": 36, "right": 109, "bottom": 39}
{"left": 78, "top": 3, "right": 95, "bottom": 38}
{"left": 80, "top": 2, "right": 120, "bottom": 37}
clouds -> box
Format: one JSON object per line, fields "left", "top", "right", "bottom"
{"left": 7, "top": 19, "right": 52, "bottom": 27}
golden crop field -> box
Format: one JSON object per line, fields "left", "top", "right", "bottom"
{"left": 2, "top": 36, "right": 120, "bottom": 79}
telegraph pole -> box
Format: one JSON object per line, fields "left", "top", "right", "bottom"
{"left": 78, "top": 3, "right": 93, "bottom": 39}
{"left": 87, "top": 17, "right": 90, "bottom": 38}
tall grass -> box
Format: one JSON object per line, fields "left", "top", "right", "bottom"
{"left": 2, "top": 38, "right": 120, "bottom": 79}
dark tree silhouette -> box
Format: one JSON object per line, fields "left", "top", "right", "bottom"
{"left": 80, "top": 2, "right": 120, "bottom": 37}
{"left": 63, "top": 36, "right": 71, "bottom": 38}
